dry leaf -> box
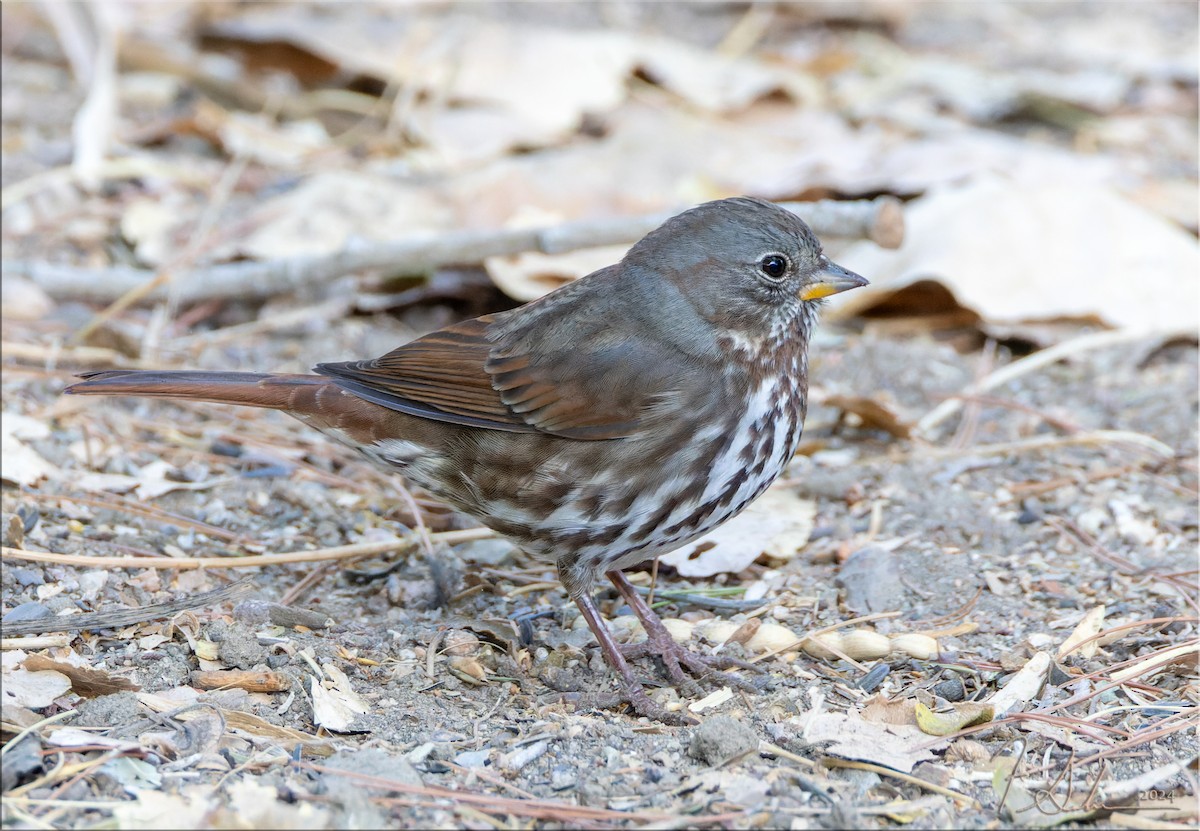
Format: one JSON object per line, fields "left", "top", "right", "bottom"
{"left": 914, "top": 700, "right": 994, "bottom": 736}
{"left": 661, "top": 486, "right": 817, "bottom": 577}
{"left": 23, "top": 654, "right": 139, "bottom": 696}
{"left": 1, "top": 275, "right": 54, "bottom": 320}
{"left": 823, "top": 393, "right": 913, "bottom": 438}
{"left": 220, "top": 779, "right": 330, "bottom": 829}
{"left": 987, "top": 651, "right": 1051, "bottom": 717}
{"left": 834, "top": 178, "right": 1200, "bottom": 332}
{"left": 862, "top": 694, "right": 919, "bottom": 727}
{"left": 229, "top": 172, "right": 455, "bottom": 261}
{"left": 2, "top": 667, "right": 72, "bottom": 709}
{"left": 1, "top": 412, "right": 57, "bottom": 486}
{"left": 311, "top": 663, "right": 369, "bottom": 733}
{"left": 111, "top": 788, "right": 211, "bottom": 830}
{"left": 1057, "top": 605, "right": 1106, "bottom": 659}
{"left": 803, "top": 711, "right": 943, "bottom": 773}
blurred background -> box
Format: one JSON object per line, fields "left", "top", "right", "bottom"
{"left": 2, "top": 1, "right": 1196, "bottom": 348}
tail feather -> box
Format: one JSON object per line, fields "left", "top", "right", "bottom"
{"left": 65, "top": 370, "right": 327, "bottom": 411}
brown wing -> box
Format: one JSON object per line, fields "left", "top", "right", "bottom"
{"left": 315, "top": 267, "right": 695, "bottom": 440}
{"left": 314, "top": 315, "right": 538, "bottom": 433}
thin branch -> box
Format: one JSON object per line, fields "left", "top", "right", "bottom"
{"left": 915, "top": 328, "right": 1185, "bottom": 439}
{"left": 0, "top": 527, "right": 492, "bottom": 574}
{"left": 0, "top": 579, "right": 255, "bottom": 636}
{"left": 6, "top": 197, "right": 903, "bottom": 305}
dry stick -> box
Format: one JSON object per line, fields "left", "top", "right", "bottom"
{"left": 0, "top": 579, "right": 256, "bottom": 637}
{"left": 22, "top": 491, "right": 242, "bottom": 542}
{"left": 0, "top": 528, "right": 491, "bottom": 574}
{"left": 916, "top": 328, "right": 1185, "bottom": 439}
{"left": 296, "top": 762, "right": 727, "bottom": 825}
{"left": 821, "top": 759, "right": 981, "bottom": 809}
{"left": 9, "top": 197, "right": 904, "bottom": 305}
{"left": 0, "top": 341, "right": 146, "bottom": 369}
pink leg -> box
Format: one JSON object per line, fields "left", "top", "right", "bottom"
{"left": 571, "top": 589, "right": 694, "bottom": 724}
{"left": 607, "top": 570, "right": 760, "bottom": 695}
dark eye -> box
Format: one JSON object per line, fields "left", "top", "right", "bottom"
{"left": 758, "top": 254, "right": 789, "bottom": 280}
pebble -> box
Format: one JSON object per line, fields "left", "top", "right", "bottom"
{"left": 2, "top": 602, "right": 52, "bottom": 623}
{"left": 687, "top": 715, "right": 758, "bottom": 766}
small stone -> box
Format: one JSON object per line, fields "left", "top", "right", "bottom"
{"left": 933, "top": 677, "right": 965, "bottom": 702}
{"left": 454, "top": 749, "right": 491, "bottom": 769}
{"left": 1, "top": 602, "right": 52, "bottom": 623}
{"left": 454, "top": 539, "right": 518, "bottom": 566}
{"left": 550, "top": 765, "right": 577, "bottom": 791}
{"left": 837, "top": 545, "right": 904, "bottom": 614}
{"left": 687, "top": 715, "right": 758, "bottom": 766}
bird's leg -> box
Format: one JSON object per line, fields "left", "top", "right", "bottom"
{"left": 570, "top": 589, "right": 693, "bottom": 725}
{"left": 608, "top": 570, "right": 759, "bottom": 694}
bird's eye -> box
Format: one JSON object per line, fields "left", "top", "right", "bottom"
{"left": 758, "top": 254, "right": 789, "bottom": 280}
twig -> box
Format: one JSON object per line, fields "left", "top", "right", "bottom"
{"left": 915, "top": 328, "right": 1185, "bottom": 439}
{"left": 0, "top": 528, "right": 492, "bottom": 574}
{"left": 0, "top": 634, "right": 73, "bottom": 651}
{"left": 0, "top": 579, "right": 256, "bottom": 636}
{"left": 0, "top": 341, "right": 146, "bottom": 369}
{"left": 820, "top": 758, "right": 981, "bottom": 809}
{"left": 8, "top": 197, "right": 903, "bottom": 305}
{"left": 22, "top": 492, "right": 243, "bottom": 542}
{"left": 920, "top": 430, "right": 1174, "bottom": 461}
{"left": 297, "top": 762, "right": 742, "bottom": 825}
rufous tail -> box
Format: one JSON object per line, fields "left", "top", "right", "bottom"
{"left": 64, "top": 370, "right": 329, "bottom": 411}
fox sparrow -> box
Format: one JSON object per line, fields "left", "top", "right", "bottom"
{"left": 66, "top": 197, "right": 867, "bottom": 722}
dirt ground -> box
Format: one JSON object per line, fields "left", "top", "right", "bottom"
{"left": 2, "top": 2, "right": 1197, "bottom": 829}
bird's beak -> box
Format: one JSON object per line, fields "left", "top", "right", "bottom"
{"left": 799, "top": 259, "right": 869, "bottom": 301}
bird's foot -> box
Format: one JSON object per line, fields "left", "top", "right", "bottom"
{"left": 607, "top": 570, "right": 764, "bottom": 699}
{"left": 618, "top": 637, "right": 760, "bottom": 699}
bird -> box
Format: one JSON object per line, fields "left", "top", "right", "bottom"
{"left": 65, "top": 197, "right": 868, "bottom": 722}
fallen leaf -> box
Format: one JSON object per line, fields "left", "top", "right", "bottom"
{"left": 661, "top": 487, "right": 817, "bottom": 576}
{"left": 2, "top": 667, "right": 72, "bottom": 709}
{"left": 823, "top": 393, "right": 913, "bottom": 438}
{"left": 1057, "top": 605, "right": 1106, "bottom": 659}
{"left": 914, "top": 700, "right": 994, "bottom": 736}
{"left": 833, "top": 178, "right": 1200, "bottom": 333}
{"left": 311, "top": 663, "right": 369, "bottom": 733}
{"left": 1, "top": 412, "right": 57, "bottom": 486}
{"left": 23, "top": 654, "right": 139, "bottom": 697}
{"left": 803, "top": 711, "right": 944, "bottom": 773}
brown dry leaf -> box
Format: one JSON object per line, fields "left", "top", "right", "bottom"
{"left": 120, "top": 193, "right": 193, "bottom": 267}
{"left": 209, "top": 11, "right": 637, "bottom": 164}
{"left": 660, "top": 486, "right": 816, "bottom": 577}
{"left": 861, "top": 693, "right": 919, "bottom": 727}
{"left": 823, "top": 393, "right": 913, "bottom": 438}
{"left": 445, "top": 99, "right": 839, "bottom": 232}
{"left": 484, "top": 209, "right": 630, "bottom": 300}
{"left": 635, "top": 36, "right": 809, "bottom": 112}
{"left": 23, "top": 653, "right": 139, "bottom": 696}
{"left": 1, "top": 412, "right": 58, "bottom": 486}
{"left": 803, "top": 710, "right": 944, "bottom": 773}
{"left": 833, "top": 178, "right": 1200, "bottom": 332}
